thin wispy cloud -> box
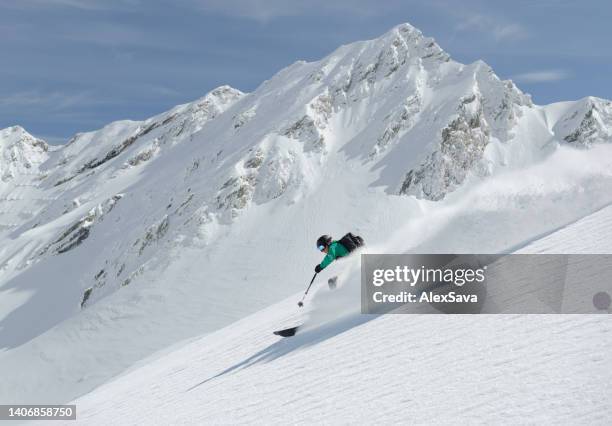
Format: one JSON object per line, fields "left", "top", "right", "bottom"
{"left": 0, "top": 90, "right": 111, "bottom": 135}
{"left": 0, "top": 90, "right": 94, "bottom": 110}
{"left": 492, "top": 23, "right": 526, "bottom": 42}
{"left": 151, "top": 86, "right": 183, "bottom": 97}
{"left": 0, "top": 14, "right": 194, "bottom": 54}
{"left": 2, "top": 0, "right": 138, "bottom": 11}
{"left": 189, "top": 0, "right": 403, "bottom": 22}
{"left": 455, "top": 14, "right": 529, "bottom": 42}
{"left": 512, "top": 70, "right": 570, "bottom": 83}
{"left": 193, "top": 0, "right": 303, "bottom": 21}
{"left": 0, "top": 90, "right": 132, "bottom": 124}
{"left": 56, "top": 22, "right": 184, "bottom": 51}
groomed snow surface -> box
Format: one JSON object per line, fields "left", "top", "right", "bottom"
{"left": 65, "top": 205, "right": 612, "bottom": 425}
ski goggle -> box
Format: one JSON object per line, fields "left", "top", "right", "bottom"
{"left": 318, "top": 245, "right": 326, "bottom": 251}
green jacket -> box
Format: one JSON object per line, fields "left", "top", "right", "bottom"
{"left": 319, "top": 241, "right": 349, "bottom": 270}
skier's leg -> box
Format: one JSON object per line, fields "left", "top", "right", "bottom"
{"left": 328, "top": 276, "right": 337, "bottom": 290}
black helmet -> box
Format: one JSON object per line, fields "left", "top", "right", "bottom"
{"left": 316, "top": 235, "right": 332, "bottom": 249}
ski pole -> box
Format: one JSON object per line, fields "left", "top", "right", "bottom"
{"left": 297, "top": 272, "right": 318, "bottom": 307}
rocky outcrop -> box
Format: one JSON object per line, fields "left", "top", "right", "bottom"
{"left": 138, "top": 215, "right": 170, "bottom": 256}
{"left": 400, "top": 94, "right": 490, "bottom": 200}
{"left": 560, "top": 98, "right": 612, "bottom": 146}
{"left": 42, "top": 194, "right": 123, "bottom": 255}
{"left": 283, "top": 116, "right": 325, "bottom": 152}
{"left": 371, "top": 93, "right": 422, "bottom": 157}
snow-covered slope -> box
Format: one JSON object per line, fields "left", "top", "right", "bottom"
{"left": 71, "top": 316, "right": 611, "bottom": 425}
{"left": 70, "top": 207, "right": 612, "bottom": 425}
{"left": 0, "top": 85, "right": 245, "bottom": 350}
{"left": 1, "top": 22, "right": 612, "bottom": 407}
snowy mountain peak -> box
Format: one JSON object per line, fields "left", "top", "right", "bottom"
{"left": 0, "top": 125, "right": 45, "bottom": 147}
{"left": 0, "top": 125, "right": 48, "bottom": 182}
{"left": 379, "top": 22, "right": 446, "bottom": 57}
{"left": 334, "top": 21, "right": 451, "bottom": 79}
{"left": 551, "top": 96, "right": 612, "bottom": 146}
{"left": 206, "top": 84, "right": 244, "bottom": 100}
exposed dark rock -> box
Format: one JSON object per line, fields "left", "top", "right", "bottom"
{"left": 56, "top": 226, "right": 90, "bottom": 254}
{"left": 283, "top": 116, "right": 325, "bottom": 151}
{"left": 244, "top": 150, "right": 264, "bottom": 169}
{"left": 138, "top": 215, "right": 170, "bottom": 255}
{"left": 80, "top": 287, "right": 92, "bottom": 309}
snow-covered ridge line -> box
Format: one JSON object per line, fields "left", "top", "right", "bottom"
{"left": 51, "top": 85, "right": 245, "bottom": 187}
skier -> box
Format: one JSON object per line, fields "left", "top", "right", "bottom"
{"left": 315, "top": 233, "right": 364, "bottom": 289}
{"left": 277, "top": 232, "right": 366, "bottom": 329}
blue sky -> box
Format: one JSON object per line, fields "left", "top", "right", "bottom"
{"left": 1, "top": 0, "right": 611, "bottom": 143}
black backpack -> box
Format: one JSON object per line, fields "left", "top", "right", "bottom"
{"left": 338, "top": 232, "right": 365, "bottom": 253}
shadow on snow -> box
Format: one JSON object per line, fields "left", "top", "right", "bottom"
{"left": 185, "top": 313, "right": 377, "bottom": 392}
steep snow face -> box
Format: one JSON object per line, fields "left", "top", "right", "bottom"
{"left": 1, "top": 22, "right": 612, "bottom": 406}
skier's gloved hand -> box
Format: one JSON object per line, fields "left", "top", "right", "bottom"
{"left": 315, "top": 264, "right": 323, "bottom": 273}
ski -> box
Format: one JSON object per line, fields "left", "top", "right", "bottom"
{"left": 273, "top": 326, "right": 300, "bottom": 337}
